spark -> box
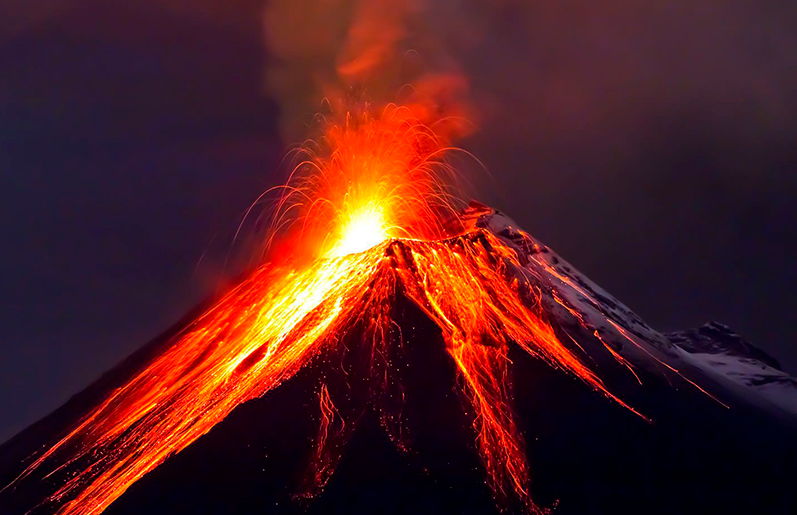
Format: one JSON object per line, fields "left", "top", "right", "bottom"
{"left": 6, "top": 104, "right": 714, "bottom": 515}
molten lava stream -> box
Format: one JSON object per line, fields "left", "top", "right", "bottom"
{"left": 9, "top": 246, "right": 391, "bottom": 515}
{"left": 7, "top": 108, "right": 649, "bottom": 515}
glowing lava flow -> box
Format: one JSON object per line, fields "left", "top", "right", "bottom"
{"left": 9, "top": 247, "right": 388, "bottom": 515}
{"left": 7, "top": 107, "right": 649, "bottom": 515}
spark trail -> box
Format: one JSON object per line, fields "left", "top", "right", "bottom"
{"left": 7, "top": 106, "right": 659, "bottom": 515}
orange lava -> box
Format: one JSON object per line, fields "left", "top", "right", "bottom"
{"left": 298, "top": 383, "right": 347, "bottom": 499}
{"left": 7, "top": 106, "right": 646, "bottom": 515}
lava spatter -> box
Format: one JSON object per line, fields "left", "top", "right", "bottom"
{"left": 6, "top": 107, "right": 652, "bottom": 515}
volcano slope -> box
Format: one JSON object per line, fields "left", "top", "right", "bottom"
{"left": 1, "top": 203, "right": 795, "bottom": 515}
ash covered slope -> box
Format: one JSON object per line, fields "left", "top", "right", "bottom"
{"left": 465, "top": 202, "right": 797, "bottom": 416}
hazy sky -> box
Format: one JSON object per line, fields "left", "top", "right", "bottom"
{"left": 1, "top": 0, "right": 796, "bottom": 443}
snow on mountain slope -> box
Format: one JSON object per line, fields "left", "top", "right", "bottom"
{"left": 463, "top": 201, "right": 797, "bottom": 416}
{"left": 668, "top": 323, "right": 797, "bottom": 415}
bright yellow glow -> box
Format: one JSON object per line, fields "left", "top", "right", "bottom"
{"left": 328, "top": 202, "right": 389, "bottom": 257}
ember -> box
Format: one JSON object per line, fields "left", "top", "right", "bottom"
{"left": 4, "top": 106, "right": 650, "bottom": 515}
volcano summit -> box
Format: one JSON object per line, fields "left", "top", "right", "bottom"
{"left": 1, "top": 201, "right": 795, "bottom": 515}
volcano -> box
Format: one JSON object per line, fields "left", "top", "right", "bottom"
{"left": 1, "top": 202, "right": 795, "bottom": 515}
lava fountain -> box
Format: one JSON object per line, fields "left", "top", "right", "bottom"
{"left": 5, "top": 104, "right": 652, "bottom": 515}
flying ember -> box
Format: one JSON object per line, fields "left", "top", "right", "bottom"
{"left": 6, "top": 104, "right": 657, "bottom": 515}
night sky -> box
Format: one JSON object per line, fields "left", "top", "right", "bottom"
{"left": 1, "top": 0, "right": 796, "bottom": 444}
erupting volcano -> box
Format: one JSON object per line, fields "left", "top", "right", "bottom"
{"left": 1, "top": 105, "right": 795, "bottom": 515}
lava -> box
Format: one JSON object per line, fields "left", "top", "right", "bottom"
{"left": 6, "top": 106, "right": 652, "bottom": 515}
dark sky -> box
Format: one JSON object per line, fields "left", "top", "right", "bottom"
{"left": 1, "top": 0, "right": 795, "bottom": 444}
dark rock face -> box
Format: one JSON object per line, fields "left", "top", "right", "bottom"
{"left": 668, "top": 322, "right": 783, "bottom": 370}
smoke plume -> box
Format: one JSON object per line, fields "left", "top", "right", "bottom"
{"left": 263, "top": 0, "right": 473, "bottom": 140}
